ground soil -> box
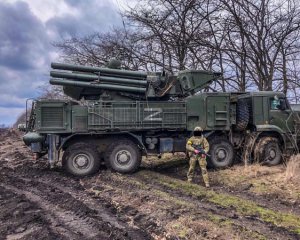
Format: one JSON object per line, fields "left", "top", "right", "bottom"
{"left": 0, "top": 129, "right": 300, "bottom": 240}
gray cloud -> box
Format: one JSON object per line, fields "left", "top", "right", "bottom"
{"left": 0, "top": 1, "right": 50, "bottom": 125}
{"left": 0, "top": 66, "right": 48, "bottom": 106}
{"left": 0, "top": 0, "right": 122, "bottom": 126}
{"left": 0, "top": 1, "right": 50, "bottom": 70}
{"left": 46, "top": 0, "right": 122, "bottom": 38}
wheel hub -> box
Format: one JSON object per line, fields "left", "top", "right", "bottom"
{"left": 73, "top": 154, "right": 89, "bottom": 169}
{"left": 269, "top": 149, "right": 276, "bottom": 159}
{"left": 216, "top": 148, "right": 227, "bottom": 162}
{"left": 217, "top": 150, "right": 226, "bottom": 159}
{"left": 116, "top": 150, "right": 132, "bottom": 165}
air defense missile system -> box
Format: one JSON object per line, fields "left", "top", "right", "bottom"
{"left": 49, "top": 61, "right": 219, "bottom": 100}
{"left": 21, "top": 61, "right": 300, "bottom": 176}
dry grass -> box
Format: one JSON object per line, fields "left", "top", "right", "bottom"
{"left": 142, "top": 171, "right": 300, "bottom": 234}
{"left": 241, "top": 163, "right": 280, "bottom": 178}
{"left": 142, "top": 152, "right": 300, "bottom": 203}
{"left": 211, "top": 162, "right": 300, "bottom": 203}
{"left": 165, "top": 216, "right": 234, "bottom": 240}
{"left": 212, "top": 163, "right": 283, "bottom": 188}
{"left": 285, "top": 154, "right": 300, "bottom": 183}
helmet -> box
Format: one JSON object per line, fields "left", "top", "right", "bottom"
{"left": 194, "top": 126, "right": 203, "bottom": 132}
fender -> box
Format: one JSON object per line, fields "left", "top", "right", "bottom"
{"left": 255, "top": 125, "right": 287, "bottom": 149}
{"left": 255, "top": 125, "right": 285, "bottom": 134}
{"left": 59, "top": 131, "right": 148, "bottom": 154}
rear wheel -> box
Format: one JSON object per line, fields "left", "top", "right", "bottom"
{"left": 208, "top": 137, "right": 234, "bottom": 168}
{"left": 105, "top": 139, "right": 141, "bottom": 173}
{"left": 62, "top": 143, "right": 100, "bottom": 177}
{"left": 254, "top": 137, "right": 282, "bottom": 166}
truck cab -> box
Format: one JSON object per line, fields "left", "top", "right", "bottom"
{"left": 238, "top": 92, "right": 299, "bottom": 133}
{"left": 238, "top": 92, "right": 300, "bottom": 165}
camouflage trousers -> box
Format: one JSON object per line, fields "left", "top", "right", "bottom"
{"left": 187, "top": 156, "right": 209, "bottom": 186}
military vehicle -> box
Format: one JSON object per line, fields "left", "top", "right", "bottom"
{"left": 21, "top": 62, "right": 300, "bottom": 176}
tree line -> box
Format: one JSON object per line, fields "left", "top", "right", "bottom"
{"left": 54, "top": 0, "right": 300, "bottom": 102}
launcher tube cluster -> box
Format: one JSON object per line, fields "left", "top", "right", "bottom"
{"left": 51, "top": 62, "right": 147, "bottom": 79}
{"left": 50, "top": 62, "right": 148, "bottom": 97}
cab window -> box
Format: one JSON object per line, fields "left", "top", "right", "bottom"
{"left": 270, "top": 97, "right": 288, "bottom": 110}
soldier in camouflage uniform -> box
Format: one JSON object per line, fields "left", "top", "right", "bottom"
{"left": 186, "top": 126, "right": 210, "bottom": 187}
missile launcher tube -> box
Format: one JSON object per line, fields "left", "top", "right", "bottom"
{"left": 51, "top": 62, "right": 147, "bottom": 80}
{"left": 50, "top": 78, "right": 147, "bottom": 93}
{"left": 50, "top": 71, "right": 148, "bottom": 86}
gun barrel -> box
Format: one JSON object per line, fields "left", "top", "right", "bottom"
{"left": 50, "top": 71, "right": 148, "bottom": 86}
{"left": 192, "top": 144, "right": 210, "bottom": 157}
{"left": 50, "top": 78, "right": 147, "bottom": 93}
{"left": 51, "top": 62, "right": 147, "bottom": 80}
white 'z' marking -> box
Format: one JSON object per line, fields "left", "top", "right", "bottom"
{"left": 144, "top": 108, "right": 162, "bottom": 121}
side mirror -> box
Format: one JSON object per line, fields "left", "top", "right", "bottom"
{"left": 278, "top": 99, "right": 287, "bottom": 110}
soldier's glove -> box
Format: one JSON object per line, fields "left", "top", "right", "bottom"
{"left": 194, "top": 149, "right": 200, "bottom": 154}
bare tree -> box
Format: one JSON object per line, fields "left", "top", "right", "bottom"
{"left": 54, "top": 29, "right": 150, "bottom": 71}
{"left": 53, "top": 0, "right": 300, "bottom": 101}
{"left": 219, "top": 0, "right": 300, "bottom": 92}
{"left": 124, "top": 0, "right": 219, "bottom": 72}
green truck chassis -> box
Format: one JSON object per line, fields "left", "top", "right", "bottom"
{"left": 21, "top": 62, "right": 300, "bottom": 176}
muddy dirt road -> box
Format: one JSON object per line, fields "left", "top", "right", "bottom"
{"left": 0, "top": 129, "right": 300, "bottom": 240}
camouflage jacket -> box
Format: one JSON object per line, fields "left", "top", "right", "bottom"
{"left": 186, "top": 136, "right": 209, "bottom": 157}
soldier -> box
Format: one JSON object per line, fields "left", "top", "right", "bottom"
{"left": 186, "top": 126, "right": 210, "bottom": 187}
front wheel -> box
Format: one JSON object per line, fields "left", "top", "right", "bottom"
{"left": 208, "top": 137, "right": 234, "bottom": 168}
{"left": 254, "top": 137, "right": 282, "bottom": 166}
{"left": 105, "top": 139, "right": 141, "bottom": 173}
{"left": 62, "top": 143, "right": 100, "bottom": 177}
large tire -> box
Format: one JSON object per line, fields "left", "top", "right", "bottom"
{"left": 62, "top": 143, "right": 100, "bottom": 177}
{"left": 235, "top": 100, "right": 250, "bottom": 131}
{"left": 254, "top": 137, "right": 282, "bottom": 166}
{"left": 105, "top": 139, "right": 141, "bottom": 173}
{"left": 207, "top": 137, "right": 234, "bottom": 168}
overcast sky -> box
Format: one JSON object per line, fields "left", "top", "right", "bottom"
{"left": 0, "top": 0, "right": 127, "bottom": 126}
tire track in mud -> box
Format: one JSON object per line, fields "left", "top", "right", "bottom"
{"left": 83, "top": 170, "right": 300, "bottom": 240}
{"left": 83, "top": 175, "right": 248, "bottom": 238}
{"left": 0, "top": 133, "right": 152, "bottom": 240}
{"left": 87, "top": 177, "right": 259, "bottom": 239}
{"left": 16, "top": 176, "right": 125, "bottom": 230}
{"left": 0, "top": 169, "right": 152, "bottom": 240}
{"left": 0, "top": 185, "right": 86, "bottom": 240}
{"left": 0, "top": 186, "right": 63, "bottom": 240}
{"left": 0, "top": 184, "right": 109, "bottom": 239}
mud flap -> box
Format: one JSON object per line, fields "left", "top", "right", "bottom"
{"left": 47, "top": 134, "right": 60, "bottom": 168}
{"left": 241, "top": 132, "right": 260, "bottom": 165}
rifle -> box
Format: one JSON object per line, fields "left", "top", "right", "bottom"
{"left": 192, "top": 144, "right": 210, "bottom": 157}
